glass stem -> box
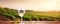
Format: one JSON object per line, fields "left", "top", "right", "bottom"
{"left": 21, "top": 16, "right": 23, "bottom": 24}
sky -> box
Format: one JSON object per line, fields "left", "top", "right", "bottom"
{"left": 0, "top": 0, "right": 60, "bottom": 11}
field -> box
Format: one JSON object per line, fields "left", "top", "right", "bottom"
{"left": 0, "top": 7, "right": 60, "bottom": 21}
{"left": 0, "top": 7, "right": 60, "bottom": 24}
{"left": 23, "top": 10, "right": 60, "bottom": 21}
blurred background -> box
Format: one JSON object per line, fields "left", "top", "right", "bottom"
{"left": 0, "top": 0, "right": 60, "bottom": 24}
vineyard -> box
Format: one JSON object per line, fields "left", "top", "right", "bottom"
{"left": 0, "top": 7, "right": 60, "bottom": 21}
{"left": 23, "top": 10, "right": 60, "bottom": 21}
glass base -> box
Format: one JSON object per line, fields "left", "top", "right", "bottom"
{"left": 19, "top": 21, "right": 24, "bottom": 24}
{"left": 19, "top": 23, "right": 24, "bottom": 24}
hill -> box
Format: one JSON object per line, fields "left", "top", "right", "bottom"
{"left": 23, "top": 10, "right": 60, "bottom": 21}
{"left": 0, "top": 7, "right": 60, "bottom": 21}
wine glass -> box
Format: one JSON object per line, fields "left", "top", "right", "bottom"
{"left": 18, "top": 8, "right": 25, "bottom": 24}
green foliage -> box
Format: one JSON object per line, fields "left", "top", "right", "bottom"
{"left": 23, "top": 10, "right": 60, "bottom": 21}
{"left": 0, "top": 7, "right": 20, "bottom": 21}
{"left": 0, "top": 7, "right": 60, "bottom": 21}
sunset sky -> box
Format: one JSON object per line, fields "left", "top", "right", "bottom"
{"left": 0, "top": 0, "right": 60, "bottom": 11}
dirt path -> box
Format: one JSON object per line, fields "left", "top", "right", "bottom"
{"left": 0, "top": 15, "right": 11, "bottom": 21}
